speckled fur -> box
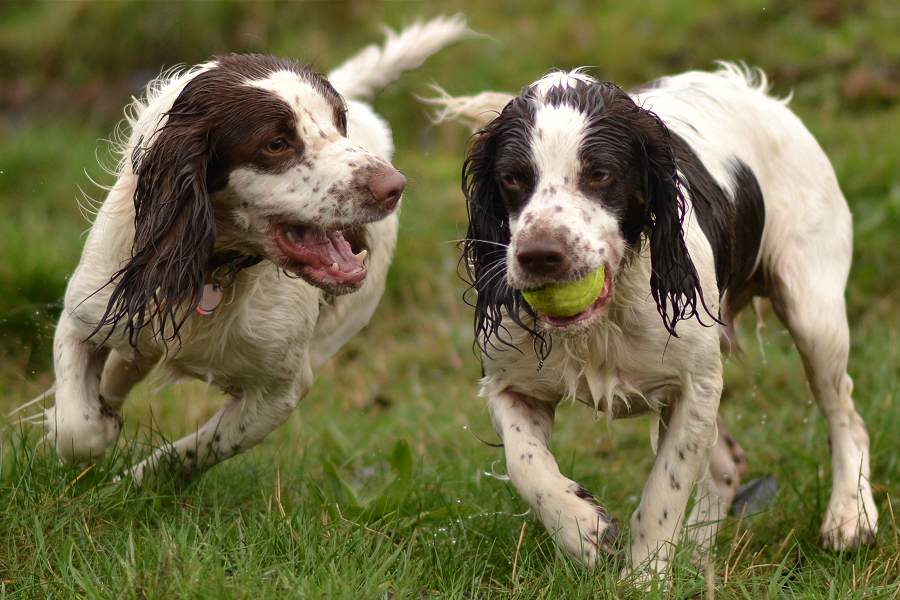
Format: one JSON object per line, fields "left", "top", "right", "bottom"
{"left": 40, "top": 16, "right": 469, "bottom": 483}
{"left": 436, "top": 63, "right": 878, "bottom": 580}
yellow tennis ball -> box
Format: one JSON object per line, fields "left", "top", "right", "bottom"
{"left": 521, "top": 265, "right": 606, "bottom": 317}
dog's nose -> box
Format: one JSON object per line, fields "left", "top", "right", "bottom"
{"left": 368, "top": 168, "right": 406, "bottom": 210}
{"left": 516, "top": 239, "right": 570, "bottom": 277}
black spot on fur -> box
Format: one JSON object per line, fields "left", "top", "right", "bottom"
{"left": 668, "top": 137, "right": 765, "bottom": 298}
{"left": 730, "top": 161, "right": 766, "bottom": 290}
{"left": 669, "top": 473, "right": 681, "bottom": 490}
{"left": 573, "top": 485, "right": 595, "bottom": 501}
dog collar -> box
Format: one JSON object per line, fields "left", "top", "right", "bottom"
{"left": 196, "top": 251, "right": 264, "bottom": 316}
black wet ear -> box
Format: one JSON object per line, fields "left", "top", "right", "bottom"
{"left": 634, "top": 106, "right": 716, "bottom": 336}
{"left": 461, "top": 97, "right": 548, "bottom": 358}
{"left": 92, "top": 114, "right": 216, "bottom": 348}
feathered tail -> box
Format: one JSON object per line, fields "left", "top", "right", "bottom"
{"left": 328, "top": 14, "right": 470, "bottom": 101}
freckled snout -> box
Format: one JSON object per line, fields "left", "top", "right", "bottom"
{"left": 516, "top": 238, "right": 571, "bottom": 278}
{"left": 367, "top": 167, "right": 406, "bottom": 211}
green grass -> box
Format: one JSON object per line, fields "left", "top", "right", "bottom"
{"left": 1, "top": 1, "right": 898, "bottom": 598}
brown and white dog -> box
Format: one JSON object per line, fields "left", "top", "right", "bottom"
{"left": 30, "top": 16, "right": 468, "bottom": 483}
{"left": 432, "top": 64, "right": 877, "bottom": 578}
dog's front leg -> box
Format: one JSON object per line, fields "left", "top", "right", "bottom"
{"left": 46, "top": 312, "right": 122, "bottom": 463}
{"left": 128, "top": 375, "right": 310, "bottom": 484}
{"left": 627, "top": 373, "right": 721, "bottom": 579}
{"left": 489, "top": 390, "right": 619, "bottom": 566}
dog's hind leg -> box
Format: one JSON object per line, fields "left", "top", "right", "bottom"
{"left": 99, "top": 350, "right": 154, "bottom": 412}
{"left": 46, "top": 313, "right": 122, "bottom": 463}
{"left": 684, "top": 416, "right": 747, "bottom": 557}
{"left": 769, "top": 244, "right": 878, "bottom": 549}
{"left": 487, "top": 390, "right": 619, "bottom": 566}
{"left": 126, "top": 374, "right": 310, "bottom": 485}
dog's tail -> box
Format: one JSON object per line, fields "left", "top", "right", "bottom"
{"left": 328, "top": 14, "right": 470, "bottom": 101}
{"left": 421, "top": 88, "right": 514, "bottom": 131}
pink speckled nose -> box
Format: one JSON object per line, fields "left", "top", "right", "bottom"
{"left": 368, "top": 168, "right": 406, "bottom": 210}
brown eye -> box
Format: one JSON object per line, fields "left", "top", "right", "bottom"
{"left": 265, "top": 138, "right": 289, "bottom": 154}
{"left": 499, "top": 172, "right": 522, "bottom": 190}
{"left": 585, "top": 171, "right": 615, "bottom": 188}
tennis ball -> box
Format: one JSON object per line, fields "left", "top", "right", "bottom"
{"left": 521, "top": 265, "right": 606, "bottom": 317}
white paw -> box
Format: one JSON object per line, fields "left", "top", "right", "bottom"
{"left": 538, "top": 484, "right": 620, "bottom": 566}
{"left": 821, "top": 491, "right": 878, "bottom": 550}
{"left": 45, "top": 400, "right": 122, "bottom": 464}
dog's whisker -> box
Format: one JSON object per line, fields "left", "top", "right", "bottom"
{"left": 7, "top": 384, "right": 56, "bottom": 417}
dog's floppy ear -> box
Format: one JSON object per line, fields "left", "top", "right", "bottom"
{"left": 634, "top": 106, "right": 715, "bottom": 336}
{"left": 92, "top": 110, "right": 216, "bottom": 348}
{"left": 461, "top": 97, "right": 548, "bottom": 358}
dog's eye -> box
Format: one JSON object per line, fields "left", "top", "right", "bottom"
{"left": 265, "top": 138, "right": 290, "bottom": 154}
{"left": 499, "top": 172, "right": 523, "bottom": 190}
{"left": 584, "top": 171, "right": 615, "bottom": 189}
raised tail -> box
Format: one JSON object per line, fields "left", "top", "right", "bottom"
{"left": 328, "top": 14, "right": 470, "bottom": 101}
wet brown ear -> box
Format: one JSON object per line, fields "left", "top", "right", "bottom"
{"left": 92, "top": 117, "right": 215, "bottom": 348}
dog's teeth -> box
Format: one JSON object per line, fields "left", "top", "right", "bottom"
{"left": 355, "top": 249, "right": 368, "bottom": 265}
{"left": 330, "top": 262, "right": 339, "bottom": 271}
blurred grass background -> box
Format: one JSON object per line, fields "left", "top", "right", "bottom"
{"left": 0, "top": 1, "right": 897, "bottom": 598}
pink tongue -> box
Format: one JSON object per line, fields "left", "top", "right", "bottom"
{"left": 287, "top": 228, "right": 360, "bottom": 274}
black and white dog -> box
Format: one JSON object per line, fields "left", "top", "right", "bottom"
{"left": 25, "top": 17, "right": 468, "bottom": 483}
{"left": 432, "top": 64, "right": 877, "bottom": 576}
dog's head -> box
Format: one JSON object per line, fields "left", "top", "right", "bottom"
{"left": 99, "top": 54, "right": 404, "bottom": 345}
{"left": 462, "top": 70, "right": 708, "bottom": 355}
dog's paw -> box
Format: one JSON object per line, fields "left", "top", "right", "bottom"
{"left": 540, "top": 484, "right": 620, "bottom": 566}
{"left": 45, "top": 398, "right": 122, "bottom": 463}
{"left": 821, "top": 493, "right": 878, "bottom": 550}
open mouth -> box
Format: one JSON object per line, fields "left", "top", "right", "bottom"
{"left": 273, "top": 223, "right": 368, "bottom": 294}
{"left": 535, "top": 269, "right": 614, "bottom": 328}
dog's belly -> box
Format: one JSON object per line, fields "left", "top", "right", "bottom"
{"left": 487, "top": 362, "right": 675, "bottom": 419}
